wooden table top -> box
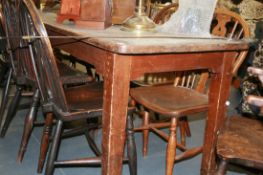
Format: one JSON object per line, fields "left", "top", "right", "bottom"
{"left": 41, "top": 11, "right": 251, "bottom": 54}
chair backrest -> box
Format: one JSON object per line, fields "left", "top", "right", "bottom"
{"left": 0, "top": 11, "right": 6, "bottom": 53}
{"left": 147, "top": 2, "right": 178, "bottom": 20}
{"left": 153, "top": 3, "right": 178, "bottom": 24}
{"left": 0, "top": 0, "right": 19, "bottom": 74}
{"left": 0, "top": 13, "right": 8, "bottom": 83}
{"left": 154, "top": 5, "right": 250, "bottom": 76}
{"left": 1, "top": 0, "right": 20, "bottom": 50}
{"left": 0, "top": 0, "right": 36, "bottom": 81}
{"left": 212, "top": 8, "right": 250, "bottom": 76}
{"left": 16, "top": 0, "right": 69, "bottom": 112}
{"left": 152, "top": 3, "right": 209, "bottom": 93}
{"left": 152, "top": 4, "right": 250, "bottom": 93}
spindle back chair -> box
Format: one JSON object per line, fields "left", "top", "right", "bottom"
{"left": 216, "top": 67, "right": 263, "bottom": 175}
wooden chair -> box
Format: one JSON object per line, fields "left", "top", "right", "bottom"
{"left": 154, "top": 4, "right": 250, "bottom": 77}
{"left": 152, "top": 3, "right": 178, "bottom": 24}
{"left": 146, "top": 1, "right": 177, "bottom": 20}
{"left": 212, "top": 8, "right": 250, "bottom": 77}
{"left": 216, "top": 67, "right": 263, "bottom": 175}
{"left": 131, "top": 5, "right": 250, "bottom": 175}
{"left": 17, "top": 1, "right": 137, "bottom": 175}
{"left": 0, "top": 0, "right": 93, "bottom": 165}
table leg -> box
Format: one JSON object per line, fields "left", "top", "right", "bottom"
{"left": 201, "top": 52, "right": 236, "bottom": 175}
{"left": 101, "top": 53, "right": 132, "bottom": 175}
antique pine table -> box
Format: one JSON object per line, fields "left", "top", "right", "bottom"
{"left": 41, "top": 12, "right": 251, "bottom": 175}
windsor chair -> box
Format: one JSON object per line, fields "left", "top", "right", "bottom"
{"left": 216, "top": 67, "right": 263, "bottom": 175}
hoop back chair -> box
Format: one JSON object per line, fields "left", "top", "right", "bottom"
{"left": 153, "top": 3, "right": 179, "bottom": 24}
{"left": 154, "top": 4, "right": 250, "bottom": 76}
{"left": 131, "top": 5, "right": 250, "bottom": 175}
{"left": 17, "top": 1, "right": 136, "bottom": 175}
{"left": 0, "top": 1, "right": 97, "bottom": 169}
{"left": 0, "top": 0, "right": 37, "bottom": 137}
{"left": 146, "top": 1, "right": 178, "bottom": 20}
{"left": 216, "top": 67, "right": 263, "bottom": 175}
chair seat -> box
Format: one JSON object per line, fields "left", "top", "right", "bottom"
{"left": 64, "top": 82, "right": 134, "bottom": 120}
{"left": 57, "top": 61, "right": 93, "bottom": 84}
{"left": 65, "top": 82, "right": 104, "bottom": 113}
{"left": 130, "top": 85, "right": 209, "bottom": 116}
{"left": 217, "top": 116, "right": 263, "bottom": 169}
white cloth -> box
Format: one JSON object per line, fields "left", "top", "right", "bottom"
{"left": 158, "top": 0, "right": 218, "bottom": 37}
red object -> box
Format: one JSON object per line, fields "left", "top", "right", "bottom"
{"left": 56, "top": 0, "right": 80, "bottom": 23}
{"left": 57, "top": 0, "right": 112, "bottom": 29}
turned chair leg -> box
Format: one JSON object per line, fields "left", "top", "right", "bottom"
{"left": 84, "top": 128, "right": 102, "bottom": 156}
{"left": 142, "top": 111, "right": 150, "bottom": 157}
{"left": 41, "top": 112, "right": 136, "bottom": 175}
{"left": 17, "top": 89, "right": 40, "bottom": 162}
{"left": 165, "top": 117, "right": 177, "bottom": 175}
{"left": 0, "top": 86, "right": 22, "bottom": 137}
{"left": 179, "top": 119, "right": 186, "bottom": 146}
{"left": 182, "top": 116, "right": 191, "bottom": 137}
{"left": 127, "top": 114, "right": 137, "bottom": 175}
{"left": 0, "top": 68, "right": 12, "bottom": 129}
{"left": 37, "top": 113, "right": 54, "bottom": 173}
{"left": 216, "top": 159, "right": 228, "bottom": 175}
{"left": 45, "top": 119, "right": 63, "bottom": 175}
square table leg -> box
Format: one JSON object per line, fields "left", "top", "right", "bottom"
{"left": 201, "top": 52, "right": 236, "bottom": 175}
{"left": 101, "top": 53, "right": 132, "bottom": 175}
